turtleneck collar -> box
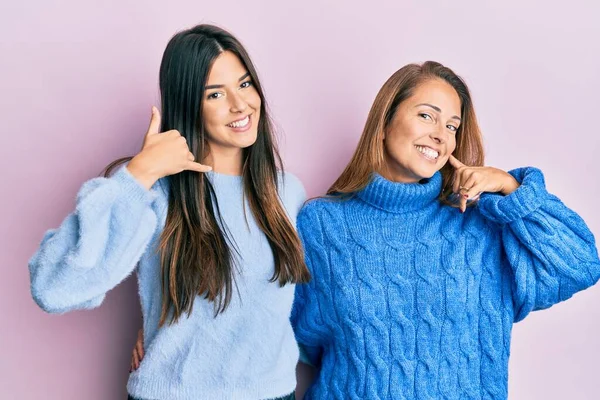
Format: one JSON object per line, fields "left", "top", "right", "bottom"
{"left": 356, "top": 171, "right": 442, "bottom": 213}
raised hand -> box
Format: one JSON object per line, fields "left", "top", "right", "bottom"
{"left": 127, "top": 106, "right": 212, "bottom": 189}
{"left": 447, "top": 155, "right": 519, "bottom": 212}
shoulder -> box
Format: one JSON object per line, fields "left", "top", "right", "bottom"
{"left": 279, "top": 170, "right": 306, "bottom": 200}
{"left": 297, "top": 195, "right": 349, "bottom": 236}
{"left": 277, "top": 171, "right": 307, "bottom": 218}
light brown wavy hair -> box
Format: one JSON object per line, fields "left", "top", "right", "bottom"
{"left": 328, "top": 61, "right": 484, "bottom": 206}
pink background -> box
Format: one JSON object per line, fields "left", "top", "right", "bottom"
{"left": 2, "top": 1, "right": 600, "bottom": 399}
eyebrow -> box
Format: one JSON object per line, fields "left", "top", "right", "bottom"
{"left": 205, "top": 72, "right": 251, "bottom": 90}
{"left": 416, "top": 103, "right": 461, "bottom": 122}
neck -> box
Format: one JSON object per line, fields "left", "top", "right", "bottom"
{"left": 356, "top": 171, "right": 442, "bottom": 214}
{"left": 203, "top": 148, "right": 244, "bottom": 176}
{"left": 378, "top": 168, "right": 419, "bottom": 184}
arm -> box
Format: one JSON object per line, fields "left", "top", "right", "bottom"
{"left": 29, "top": 166, "right": 160, "bottom": 313}
{"left": 477, "top": 167, "right": 600, "bottom": 321}
{"left": 290, "top": 203, "right": 331, "bottom": 368}
{"left": 29, "top": 107, "right": 211, "bottom": 314}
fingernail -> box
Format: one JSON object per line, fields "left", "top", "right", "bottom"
{"left": 463, "top": 194, "right": 469, "bottom": 199}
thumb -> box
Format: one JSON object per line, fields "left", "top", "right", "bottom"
{"left": 146, "top": 106, "right": 162, "bottom": 136}
{"left": 448, "top": 155, "right": 465, "bottom": 169}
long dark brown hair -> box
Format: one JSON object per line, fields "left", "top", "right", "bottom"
{"left": 328, "top": 61, "right": 485, "bottom": 206}
{"left": 106, "top": 24, "right": 309, "bottom": 325}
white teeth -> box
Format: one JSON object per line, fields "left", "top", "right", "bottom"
{"left": 415, "top": 145, "right": 439, "bottom": 160}
{"left": 227, "top": 116, "right": 249, "bottom": 128}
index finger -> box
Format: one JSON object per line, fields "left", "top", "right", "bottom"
{"left": 448, "top": 155, "right": 466, "bottom": 169}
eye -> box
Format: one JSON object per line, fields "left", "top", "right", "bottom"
{"left": 419, "top": 113, "right": 432, "bottom": 121}
{"left": 446, "top": 125, "right": 458, "bottom": 133}
{"left": 207, "top": 92, "right": 223, "bottom": 100}
{"left": 240, "top": 80, "right": 253, "bottom": 89}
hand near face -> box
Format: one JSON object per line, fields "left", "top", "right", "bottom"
{"left": 448, "top": 155, "right": 520, "bottom": 212}
{"left": 127, "top": 107, "right": 213, "bottom": 190}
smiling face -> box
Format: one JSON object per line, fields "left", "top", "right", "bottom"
{"left": 201, "top": 50, "right": 262, "bottom": 168}
{"left": 382, "top": 78, "right": 462, "bottom": 183}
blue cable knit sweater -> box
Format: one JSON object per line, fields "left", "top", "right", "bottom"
{"left": 29, "top": 167, "right": 306, "bottom": 400}
{"left": 291, "top": 167, "right": 600, "bottom": 399}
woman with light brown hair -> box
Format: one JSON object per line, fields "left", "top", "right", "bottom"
{"left": 291, "top": 61, "right": 600, "bottom": 399}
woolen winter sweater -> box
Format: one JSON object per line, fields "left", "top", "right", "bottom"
{"left": 292, "top": 167, "right": 600, "bottom": 399}
{"left": 29, "top": 166, "right": 306, "bottom": 400}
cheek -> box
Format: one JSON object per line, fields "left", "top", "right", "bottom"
{"left": 249, "top": 91, "right": 262, "bottom": 111}
{"left": 203, "top": 104, "right": 227, "bottom": 130}
{"left": 447, "top": 137, "right": 457, "bottom": 153}
{"left": 385, "top": 130, "right": 412, "bottom": 155}
{"left": 201, "top": 104, "right": 215, "bottom": 127}
{"left": 389, "top": 119, "right": 422, "bottom": 145}
{"left": 383, "top": 136, "right": 410, "bottom": 166}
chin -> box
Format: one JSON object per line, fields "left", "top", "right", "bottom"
{"left": 412, "top": 167, "right": 438, "bottom": 181}
{"left": 237, "top": 135, "right": 258, "bottom": 149}
{"left": 418, "top": 159, "right": 445, "bottom": 178}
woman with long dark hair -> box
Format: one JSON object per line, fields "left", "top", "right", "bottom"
{"left": 291, "top": 61, "right": 600, "bottom": 399}
{"left": 29, "top": 24, "right": 309, "bottom": 400}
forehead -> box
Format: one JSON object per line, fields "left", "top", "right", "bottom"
{"left": 407, "top": 79, "right": 461, "bottom": 113}
{"left": 206, "top": 51, "right": 247, "bottom": 84}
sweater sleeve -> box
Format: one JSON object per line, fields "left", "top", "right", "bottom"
{"left": 477, "top": 167, "right": 600, "bottom": 322}
{"left": 29, "top": 166, "right": 161, "bottom": 314}
{"left": 290, "top": 202, "right": 331, "bottom": 368}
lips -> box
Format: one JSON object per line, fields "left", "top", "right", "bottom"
{"left": 415, "top": 145, "right": 440, "bottom": 160}
{"left": 226, "top": 115, "right": 250, "bottom": 128}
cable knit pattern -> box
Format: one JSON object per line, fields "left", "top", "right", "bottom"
{"left": 291, "top": 168, "right": 600, "bottom": 399}
{"left": 29, "top": 166, "right": 306, "bottom": 400}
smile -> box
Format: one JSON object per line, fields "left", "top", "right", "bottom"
{"left": 226, "top": 115, "right": 250, "bottom": 129}
{"left": 415, "top": 145, "right": 439, "bottom": 160}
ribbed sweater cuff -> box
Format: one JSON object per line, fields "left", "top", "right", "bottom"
{"left": 112, "top": 166, "right": 158, "bottom": 205}
{"left": 477, "top": 167, "right": 549, "bottom": 224}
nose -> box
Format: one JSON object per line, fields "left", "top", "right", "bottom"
{"left": 429, "top": 124, "right": 446, "bottom": 144}
{"left": 229, "top": 92, "right": 248, "bottom": 113}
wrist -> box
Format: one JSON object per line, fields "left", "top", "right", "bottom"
{"left": 500, "top": 175, "right": 520, "bottom": 196}
{"left": 127, "top": 156, "right": 159, "bottom": 190}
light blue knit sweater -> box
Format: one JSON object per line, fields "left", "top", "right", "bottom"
{"left": 291, "top": 167, "right": 600, "bottom": 399}
{"left": 29, "top": 166, "right": 306, "bottom": 400}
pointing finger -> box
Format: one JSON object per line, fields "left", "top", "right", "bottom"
{"left": 448, "top": 155, "right": 465, "bottom": 169}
